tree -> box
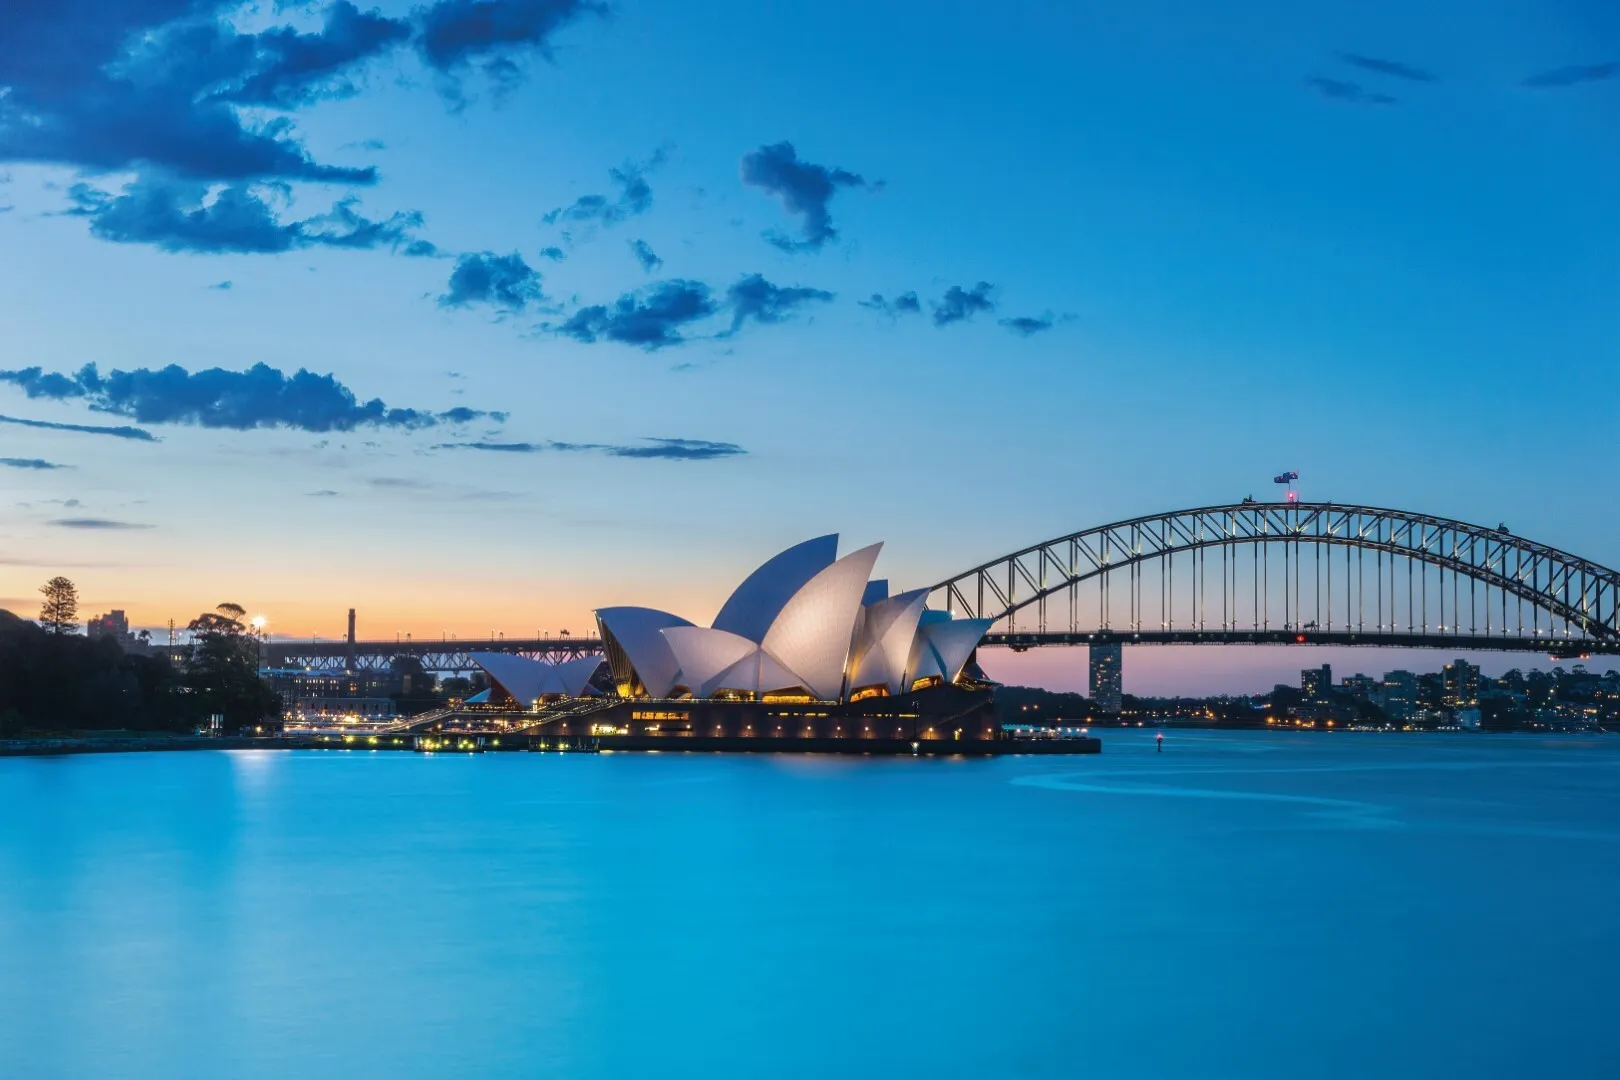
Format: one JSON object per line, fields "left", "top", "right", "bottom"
{"left": 38, "top": 576, "right": 79, "bottom": 635}
{"left": 186, "top": 604, "right": 279, "bottom": 733}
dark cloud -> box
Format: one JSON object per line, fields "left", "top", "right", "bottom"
{"left": 859, "top": 292, "right": 921, "bottom": 318}
{"left": 223, "top": 2, "right": 413, "bottom": 108}
{"left": 0, "top": 2, "right": 378, "bottom": 184}
{"left": 414, "top": 0, "right": 609, "bottom": 87}
{"left": 401, "top": 239, "right": 441, "bottom": 257}
{"left": 554, "top": 274, "right": 831, "bottom": 349}
{"left": 0, "top": 1, "right": 603, "bottom": 187}
{"left": 49, "top": 518, "right": 153, "bottom": 530}
{"left": 998, "top": 315, "right": 1053, "bottom": 337}
{"left": 0, "top": 458, "right": 70, "bottom": 470}
{"left": 0, "top": 363, "right": 506, "bottom": 433}
{"left": 629, "top": 238, "right": 663, "bottom": 272}
{"left": 208, "top": 280, "right": 233, "bottom": 290}
{"left": 739, "top": 141, "right": 875, "bottom": 252}
{"left": 439, "top": 251, "right": 545, "bottom": 312}
{"left": 611, "top": 437, "right": 745, "bottom": 460}
{"left": 538, "top": 245, "right": 567, "bottom": 261}
{"left": 435, "top": 437, "right": 746, "bottom": 460}
{"left": 65, "top": 179, "right": 427, "bottom": 255}
{"left": 1306, "top": 77, "right": 1397, "bottom": 105}
{"left": 931, "top": 282, "right": 996, "bottom": 327}
{"left": 544, "top": 149, "right": 665, "bottom": 229}
{"left": 722, "top": 274, "right": 833, "bottom": 335}
{"left": 556, "top": 280, "right": 718, "bottom": 349}
{"left": 1335, "top": 52, "right": 1435, "bottom": 83}
{"left": 0, "top": 413, "right": 157, "bottom": 441}
{"left": 1522, "top": 61, "right": 1620, "bottom": 88}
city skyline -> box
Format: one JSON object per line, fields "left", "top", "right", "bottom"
{"left": 4, "top": 1, "right": 1618, "bottom": 696}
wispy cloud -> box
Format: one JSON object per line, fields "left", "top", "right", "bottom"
{"left": 555, "top": 273, "right": 833, "bottom": 350}
{"left": 0, "top": 364, "right": 506, "bottom": 433}
{"left": 544, "top": 149, "right": 667, "bottom": 230}
{"left": 722, "top": 274, "right": 833, "bottom": 335}
{"left": 1335, "top": 52, "right": 1436, "bottom": 83}
{"left": 1307, "top": 77, "right": 1397, "bottom": 105}
{"left": 998, "top": 315, "right": 1054, "bottom": 337}
{"left": 307, "top": 489, "right": 341, "bottom": 497}
{"left": 435, "top": 437, "right": 746, "bottom": 460}
{"left": 629, "top": 238, "right": 663, "bottom": 272}
{"left": 1522, "top": 61, "right": 1620, "bottom": 88}
{"left": 0, "top": 457, "right": 71, "bottom": 470}
{"left": 0, "top": 413, "right": 156, "bottom": 441}
{"left": 740, "top": 141, "right": 878, "bottom": 252}
{"left": 859, "top": 292, "right": 921, "bottom": 318}
{"left": 49, "top": 518, "right": 153, "bottom": 530}
{"left": 64, "top": 180, "right": 428, "bottom": 256}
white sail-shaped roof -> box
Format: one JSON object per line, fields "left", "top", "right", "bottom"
{"left": 596, "top": 606, "right": 694, "bottom": 698}
{"left": 761, "top": 543, "right": 882, "bottom": 701}
{"left": 707, "top": 647, "right": 808, "bottom": 698}
{"left": 905, "top": 617, "right": 993, "bottom": 688}
{"left": 848, "top": 588, "right": 929, "bottom": 694}
{"left": 553, "top": 655, "right": 606, "bottom": 698}
{"left": 661, "top": 626, "right": 759, "bottom": 698}
{"left": 470, "top": 653, "right": 558, "bottom": 706}
{"left": 711, "top": 534, "right": 838, "bottom": 643}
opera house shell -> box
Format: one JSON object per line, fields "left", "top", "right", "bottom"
{"left": 595, "top": 535, "right": 992, "bottom": 704}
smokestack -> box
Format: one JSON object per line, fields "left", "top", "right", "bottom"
{"left": 346, "top": 608, "right": 356, "bottom": 671}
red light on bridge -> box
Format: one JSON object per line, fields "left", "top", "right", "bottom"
{"left": 1295, "top": 634, "right": 1307, "bottom": 643}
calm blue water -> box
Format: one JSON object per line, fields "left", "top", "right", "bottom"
{"left": 3, "top": 732, "right": 1618, "bottom": 1079}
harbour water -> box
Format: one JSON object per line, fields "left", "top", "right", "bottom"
{"left": 3, "top": 732, "right": 1617, "bottom": 1078}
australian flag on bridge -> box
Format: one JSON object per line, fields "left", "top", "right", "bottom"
{"left": 1273, "top": 470, "right": 1300, "bottom": 485}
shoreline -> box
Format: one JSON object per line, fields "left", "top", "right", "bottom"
{"left": 0, "top": 735, "right": 316, "bottom": 757}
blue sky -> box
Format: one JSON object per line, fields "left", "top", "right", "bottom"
{"left": 2, "top": 0, "right": 1616, "bottom": 692}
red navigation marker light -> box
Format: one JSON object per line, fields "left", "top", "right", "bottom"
{"left": 1295, "top": 634, "right": 1307, "bottom": 643}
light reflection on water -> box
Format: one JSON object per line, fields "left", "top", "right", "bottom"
{"left": 2, "top": 732, "right": 1618, "bottom": 1079}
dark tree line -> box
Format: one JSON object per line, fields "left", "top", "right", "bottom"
{"left": 0, "top": 609, "right": 185, "bottom": 736}
{"left": 0, "top": 584, "right": 280, "bottom": 738}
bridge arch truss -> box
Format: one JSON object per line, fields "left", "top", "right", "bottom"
{"left": 929, "top": 503, "right": 1620, "bottom": 654}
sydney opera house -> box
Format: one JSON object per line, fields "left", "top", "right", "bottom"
{"left": 463, "top": 535, "right": 1053, "bottom": 752}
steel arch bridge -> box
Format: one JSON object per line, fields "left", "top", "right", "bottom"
{"left": 927, "top": 502, "right": 1620, "bottom": 656}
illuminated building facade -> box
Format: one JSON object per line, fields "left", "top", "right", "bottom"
{"left": 1089, "top": 642, "right": 1123, "bottom": 713}
{"left": 594, "top": 535, "right": 993, "bottom": 705}
{"left": 453, "top": 536, "right": 1100, "bottom": 753}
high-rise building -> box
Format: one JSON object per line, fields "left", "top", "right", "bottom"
{"left": 1341, "top": 674, "right": 1377, "bottom": 699}
{"left": 1301, "top": 664, "right": 1332, "bottom": 702}
{"left": 86, "top": 609, "right": 129, "bottom": 640}
{"left": 1381, "top": 670, "right": 1419, "bottom": 721}
{"left": 1443, "top": 658, "right": 1480, "bottom": 706}
{"left": 1090, "top": 642, "right": 1123, "bottom": 713}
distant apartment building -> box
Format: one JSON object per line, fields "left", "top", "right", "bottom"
{"left": 1089, "top": 642, "right": 1123, "bottom": 713}
{"left": 1340, "top": 674, "right": 1377, "bottom": 699}
{"left": 1380, "top": 670, "right": 1420, "bottom": 721}
{"left": 1301, "top": 664, "right": 1332, "bottom": 702}
{"left": 86, "top": 609, "right": 148, "bottom": 652}
{"left": 1443, "top": 658, "right": 1481, "bottom": 706}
